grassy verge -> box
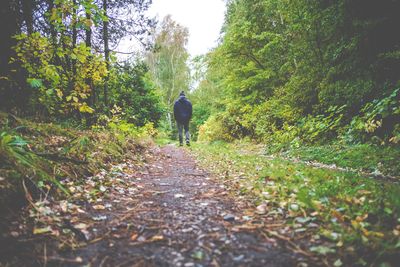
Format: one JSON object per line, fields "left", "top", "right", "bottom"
{"left": 0, "top": 113, "right": 155, "bottom": 264}
{"left": 0, "top": 112, "right": 150, "bottom": 212}
{"left": 192, "top": 141, "right": 400, "bottom": 267}
{"left": 280, "top": 144, "right": 400, "bottom": 178}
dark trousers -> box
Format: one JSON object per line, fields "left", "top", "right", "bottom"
{"left": 177, "top": 121, "right": 190, "bottom": 144}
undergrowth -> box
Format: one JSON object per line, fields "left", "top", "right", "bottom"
{"left": 0, "top": 112, "right": 152, "bottom": 201}
{"left": 192, "top": 141, "right": 400, "bottom": 267}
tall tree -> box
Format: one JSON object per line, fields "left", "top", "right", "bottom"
{"left": 0, "top": 0, "right": 22, "bottom": 111}
{"left": 146, "top": 15, "right": 190, "bottom": 128}
{"left": 98, "top": 0, "right": 155, "bottom": 108}
{"left": 21, "top": 0, "right": 34, "bottom": 34}
{"left": 102, "top": 0, "right": 109, "bottom": 106}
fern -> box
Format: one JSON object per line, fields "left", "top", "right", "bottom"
{"left": 0, "top": 131, "right": 68, "bottom": 194}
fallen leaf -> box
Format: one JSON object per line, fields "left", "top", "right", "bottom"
{"left": 93, "top": 204, "right": 105, "bottom": 210}
{"left": 310, "top": 245, "right": 336, "bottom": 255}
{"left": 92, "top": 215, "right": 107, "bottom": 221}
{"left": 130, "top": 233, "right": 138, "bottom": 241}
{"left": 191, "top": 250, "right": 204, "bottom": 260}
{"left": 289, "top": 203, "right": 299, "bottom": 211}
{"left": 331, "top": 210, "right": 345, "bottom": 223}
{"left": 333, "top": 259, "right": 343, "bottom": 267}
{"left": 76, "top": 208, "right": 86, "bottom": 213}
{"left": 74, "top": 223, "right": 88, "bottom": 230}
{"left": 33, "top": 226, "right": 52, "bottom": 234}
{"left": 256, "top": 203, "right": 267, "bottom": 215}
{"left": 149, "top": 235, "right": 164, "bottom": 241}
{"left": 10, "top": 231, "right": 19, "bottom": 237}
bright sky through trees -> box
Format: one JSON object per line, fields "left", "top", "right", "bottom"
{"left": 148, "top": 0, "right": 226, "bottom": 57}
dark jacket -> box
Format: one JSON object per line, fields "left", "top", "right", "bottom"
{"left": 174, "top": 96, "right": 192, "bottom": 123}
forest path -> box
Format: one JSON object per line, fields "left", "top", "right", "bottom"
{"left": 58, "top": 144, "right": 299, "bottom": 266}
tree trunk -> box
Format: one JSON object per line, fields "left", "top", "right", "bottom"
{"left": 68, "top": 0, "right": 78, "bottom": 105}
{"left": 72, "top": 0, "right": 77, "bottom": 49}
{"left": 47, "top": 0, "right": 57, "bottom": 44}
{"left": 0, "top": 0, "right": 21, "bottom": 112}
{"left": 85, "top": 11, "right": 92, "bottom": 49}
{"left": 21, "top": 0, "right": 33, "bottom": 34}
{"left": 85, "top": 6, "right": 95, "bottom": 124}
{"left": 102, "top": 0, "right": 110, "bottom": 108}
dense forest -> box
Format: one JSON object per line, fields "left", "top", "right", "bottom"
{"left": 192, "top": 0, "right": 400, "bottom": 150}
{"left": 0, "top": 0, "right": 399, "bottom": 266}
{"left": 0, "top": 0, "right": 163, "bottom": 125}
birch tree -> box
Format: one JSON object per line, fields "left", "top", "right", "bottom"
{"left": 146, "top": 15, "right": 190, "bottom": 128}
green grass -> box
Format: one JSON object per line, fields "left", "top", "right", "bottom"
{"left": 192, "top": 141, "right": 400, "bottom": 266}
{"left": 281, "top": 144, "right": 400, "bottom": 178}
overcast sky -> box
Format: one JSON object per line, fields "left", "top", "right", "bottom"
{"left": 147, "top": 0, "right": 226, "bottom": 57}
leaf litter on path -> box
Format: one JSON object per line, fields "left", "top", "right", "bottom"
{"left": 6, "top": 145, "right": 305, "bottom": 267}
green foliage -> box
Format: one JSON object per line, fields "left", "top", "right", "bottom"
{"left": 0, "top": 130, "right": 67, "bottom": 194}
{"left": 198, "top": 114, "right": 235, "bottom": 142}
{"left": 190, "top": 104, "right": 211, "bottom": 140}
{"left": 93, "top": 104, "right": 159, "bottom": 141}
{"left": 12, "top": 32, "right": 107, "bottom": 116}
{"left": 108, "top": 62, "right": 165, "bottom": 127}
{"left": 345, "top": 88, "right": 400, "bottom": 144}
{"left": 107, "top": 121, "right": 158, "bottom": 139}
{"left": 0, "top": 111, "right": 152, "bottom": 199}
{"left": 146, "top": 15, "right": 190, "bottom": 131}
{"left": 194, "top": 0, "right": 400, "bottom": 149}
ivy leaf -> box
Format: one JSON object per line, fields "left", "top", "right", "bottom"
{"left": 27, "top": 78, "right": 42, "bottom": 88}
{"left": 334, "top": 259, "right": 343, "bottom": 267}
{"left": 46, "top": 88, "right": 53, "bottom": 96}
{"left": 310, "top": 245, "right": 336, "bottom": 255}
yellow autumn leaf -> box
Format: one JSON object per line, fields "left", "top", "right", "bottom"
{"left": 331, "top": 210, "right": 345, "bottom": 222}
{"left": 56, "top": 89, "right": 63, "bottom": 99}
{"left": 79, "top": 104, "right": 95, "bottom": 114}
{"left": 92, "top": 204, "right": 105, "bottom": 210}
{"left": 33, "top": 226, "right": 52, "bottom": 234}
{"left": 356, "top": 214, "right": 368, "bottom": 222}
{"left": 85, "top": 19, "right": 92, "bottom": 28}
{"left": 351, "top": 220, "right": 360, "bottom": 229}
{"left": 149, "top": 235, "right": 164, "bottom": 241}
{"left": 362, "top": 229, "right": 384, "bottom": 238}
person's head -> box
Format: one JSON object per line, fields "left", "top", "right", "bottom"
{"left": 179, "top": 91, "right": 185, "bottom": 97}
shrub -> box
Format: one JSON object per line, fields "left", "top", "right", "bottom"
{"left": 345, "top": 87, "right": 400, "bottom": 144}
{"left": 198, "top": 114, "right": 234, "bottom": 142}
{"left": 0, "top": 131, "right": 67, "bottom": 193}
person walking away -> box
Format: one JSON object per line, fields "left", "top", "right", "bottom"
{"left": 173, "top": 91, "right": 192, "bottom": 146}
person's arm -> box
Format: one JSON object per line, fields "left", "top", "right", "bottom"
{"left": 173, "top": 102, "right": 178, "bottom": 121}
{"left": 189, "top": 101, "right": 193, "bottom": 119}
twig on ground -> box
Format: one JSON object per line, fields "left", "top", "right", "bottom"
{"left": 35, "top": 152, "right": 88, "bottom": 165}
{"left": 99, "top": 255, "right": 110, "bottom": 267}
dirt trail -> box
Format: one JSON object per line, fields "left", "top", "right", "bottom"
{"left": 6, "top": 145, "right": 301, "bottom": 266}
